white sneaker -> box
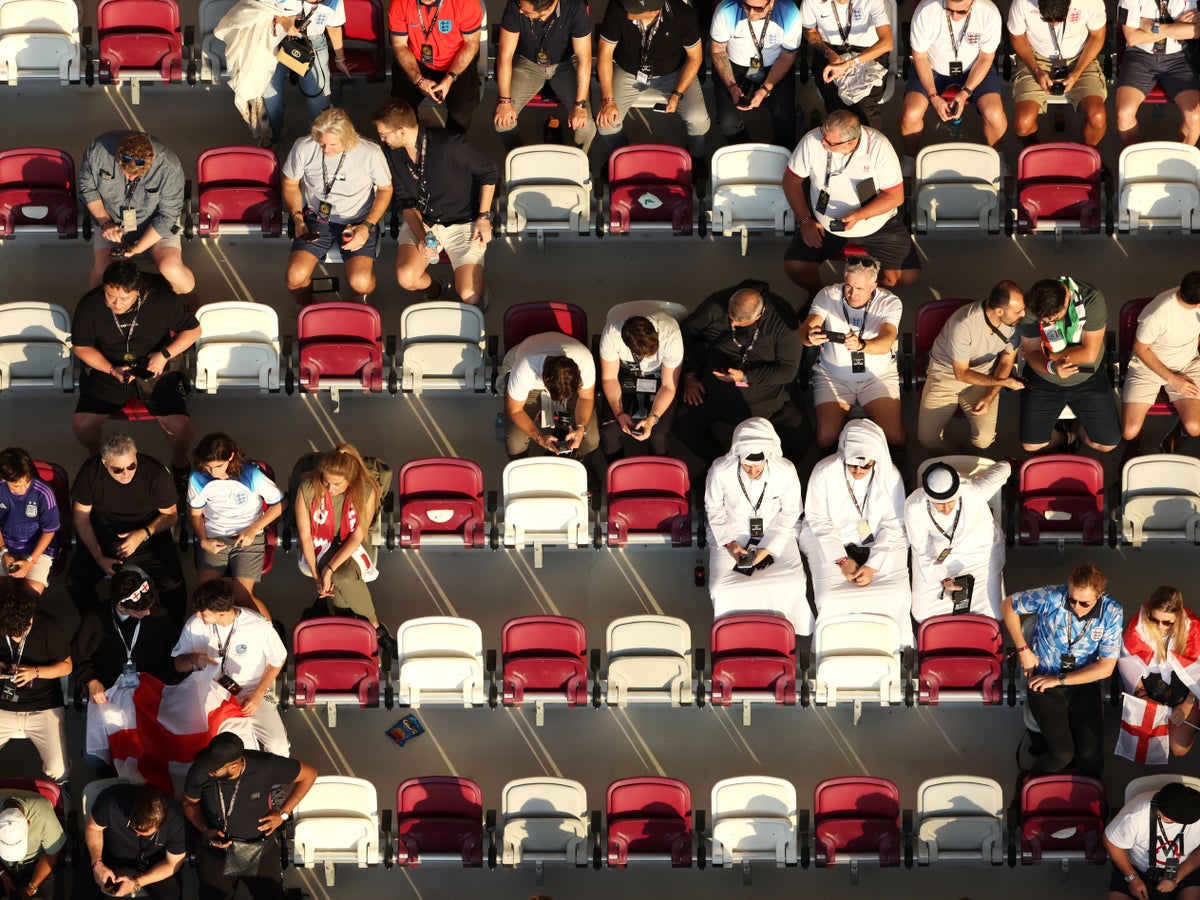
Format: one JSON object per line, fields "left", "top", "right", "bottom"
{"left": 901, "top": 155, "right": 916, "bottom": 178}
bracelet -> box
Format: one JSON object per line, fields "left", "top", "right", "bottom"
{"left": 648, "top": 413, "right": 660, "bottom": 424}
{"left": 928, "top": 91, "right": 939, "bottom": 101}
{"left": 91, "top": 861, "right": 104, "bottom": 869}
{"left": 497, "top": 97, "right": 512, "bottom": 103}
{"left": 449, "top": 70, "right": 459, "bottom": 81}
{"left": 834, "top": 556, "right": 850, "bottom": 566}
{"left": 763, "top": 83, "right": 773, "bottom": 94}
{"left": 34, "top": 667, "right": 40, "bottom": 679}
{"left": 725, "top": 81, "right": 737, "bottom": 91}
{"left": 798, "top": 215, "right": 813, "bottom": 226}
{"left": 334, "top": 53, "right": 346, "bottom": 61}
{"left": 602, "top": 96, "right": 615, "bottom": 103}
{"left": 1057, "top": 672, "right": 1067, "bottom": 686}
{"left": 0, "top": 547, "right": 6, "bottom": 557}
{"left": 1046, "top": 358, "right": 1056, "bottom": 375}
{"left": 574, "top": 100, "right": 588, "bottom": 108}
{"left": 144, "top": 527, "right": 153, "bottom": 541}
{"left": 1014, "top": 645, "right": 1028, "bottom": 653}
{"left": 670, "top": 90, "right": 684, "bottom": 99}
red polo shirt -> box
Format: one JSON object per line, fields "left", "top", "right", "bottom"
{"left": 389, "top": 0, "right": 483, "bottom": 71}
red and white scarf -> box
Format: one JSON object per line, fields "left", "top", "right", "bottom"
{"left": 304, "top": 486, "right": 378, "bottom": 582}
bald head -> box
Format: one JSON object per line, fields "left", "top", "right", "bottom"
{"left": 728, "top": 289, "right": 765, "bottom": 326}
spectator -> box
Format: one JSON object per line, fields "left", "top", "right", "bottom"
{"left": 782, "top": 110, "right": 919, "bottom": 299}
{"left": 84, "top": 784, "right": 186, "bottom": 900}
{"left": 1002, "top": 562, "right": 1123, "bottom": 777}
{"left": 493, "top": 0, "right": 596, "bottom": 153}
{"left": 505, "top": 333, "right": 600, "bottom": 459}
{"left": 67, "top": 433, "right": 186, "bottom": 622}
{"left": 0, "top": 787, "right": 65, "bottom": 899}
{"left": 799, "top": 419, "right": 912, "bottom": 644}
{"left": 1120, "top": 586, "right": 1200, "bottom": 757}
{"left": 1007, "top": 0, "right": 1108, "bottom": 146}
{"left": 710, "top": 0, "right": 803, "bottom": 146}
{"left": 900, "top": 0, "right": 1006, "bottom": 169}
{"left": 704, "top": 417, "right": 810, "bottom": 635}
{"left": 1105, "top": 781, "right": 1200, "bottom": 899}
{"left": 0, "top": 448, "right": 59, "bottom": 596}
{"left": 917, "top": 281, "right": 1026, "bottom": 452}
{"left": 70, "top": 261, "right": 200, "bottom": 476}
{"left": 1115, "top": 0, "right": 1200, "bottom": 146}
{"left": 673, "top": 280, "right": 806, "bottom": 466}
{"left": 904, "top": 460, "right": 1010, "bottom": 621}
{"left": 598, "top": 304, "right": 683, "bottom": 460}
{"left": 282, "top": 107, "right": 393, "bottom": 306}
{"left": 0, "top": 580, "right": 71, "bottom": 785}
{"left": 389, "top": 0, "right": 483, "bottom": 135}
{"left": 262, "top": 0, "right": 351, "bottom": 150}
{"left": 799, "top": 255, "right": 904, "bottom": 452}
{"left": 798, "top": 0, "right": 893, "bottom": 128}
{"left": 181, "top": 732, "right": 316, "bottom": 900}
{"left": 1121, "top": 272, "right": 1200, "bottom": 456}
{"left": 188, "top": 433, "right": 284, "bottom": 621}
{"left": 1018, "top": 275, "right": 1118, "bottom": 453}
{"left": 595, "top": 0, "right": 710, "bottom": 170}
{"left": 172, "top": 581, "right": 289, "bottom": 757}
{"left": 78, "top": 131, "right": 196, "bottom": 306}
{"left": 372, "top": 98, "right": 497, "bottom": 309}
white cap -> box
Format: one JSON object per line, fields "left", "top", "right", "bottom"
{"left": 0, "top": 807, "right": 29, "bottom": 863}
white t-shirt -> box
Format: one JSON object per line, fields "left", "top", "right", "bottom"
{"left": 187, "top": 464, "right": 284, "bottom": 537}
{"left": 810, "top": 284, "right": 901, "bottom": 380}
{"left": 1120, "top": 0, "right": 1197, "bottom": 55}
{"left": 598, "top": 311, "right": 684, "bottom": 373}
{"left": 787, "top": 126, "right": 903, "bottom": 237}
{"left": 1006, "top": 0, "right": 1105, "bottom": 59}
{"left": 282, "top": 137, "right": 391, "bottom": 222}
{"left": 1132, "top": 287, "right": 1200, "bottom": 371}
{"left": 171, "top": 609, "right": 287, "bottom": 691}
{"left": 506, "top": 333, "right": 596, "bottom": 399}
{"left": 1106, "top": 791, "right": 1200, "bottom": 873}
{"left": 710, "top": 0, "right": 804, "bottom": 67}
{"left": 908, "top": 0, "right": 1002, "bottom": 75}
{"left": 798, "top": 0, "right": 890, "bottom": 49}
{"left": 274, "top": 0, "right": 346, "bottom": 30}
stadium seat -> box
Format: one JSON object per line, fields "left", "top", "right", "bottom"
{"left": 0, "top": 301, "right": 73, "bottom": 391}
{"left": 291, "top": 618, "right": 383, "bottom": 723}
{"left": 810, "top": 613, "right": 904, "bottom": 721}
{"left": 503, "top": 300, "right": 589, "bottom": 351}
{"left": 709, "top": 775, "right": 798, "bottom": 870}
{"left": 391, "top": 776, "right": 486, "bottom": 868}
{"left": 605, "top": 144, "right": 695, "bottom": 236}
{"left": 499, "top": 777, "right": 592, "bottom": 871}
{"left": 81, "top": 777, "right": 131, "bottom": 818}
{"left": 1115, "top": 296, "right": 1175, "bottom": 419}
{"left": 291, "top": 775, "right": 381, "bottom": 885}
{"left": 289, "top": 302, "right": 386, "bottom": 411}
{"left": 396, "top": 301, "right": 487, "bottom": 393}
{"left": 193, "top": 301, "right": 281, "bottom": 393}
{"left": 709, "top": 613, "right": 797, "bottom": 725}
{"left": 499, "top": 458, "right": 590, "bottom": 558}
{"left": 915, "top": 614, "right": 1005, "bottom": 706}
{"left": 496, "top": 615, "right": 589, "bottom": 724}
{"left": 90, "top": 0, "right": 185, "bottom": 99}
{"left": 0, "top": 0, "right": 81, "bottom": 84}
{"left": 502, "top": 145, "right": 593, "bottom": 248}
{"left": 0, "top": 147, "right": 79, "bottom": 239}
{"left": 602, "top": 615, "right": 695, "bottom": 707}
{"left": 32, "top": 460, "right": 69, "bottom": 574}
{"left": 810, "top": 776, "right": 907, "bottom": 878}
{"left": 605, "top": 776, "right": 693, "bottom": 867}
{"left": 395, "top": 616, "right": 486, "bottom": 708}
{"left": 1116, "top": 141, "right": 1200, "bottom": 233}
{"left": 192, "top": 146, "right": 282, "bottom": 237}
{"left": 1017, "top": 775, "right": 1107, "bottom": 870}
{"left": 1015, "top": 455, "right": 1105, "bottom": 547}
{"left": 0, "top": 778, "right": 65, "bottom": 826}
{"left": 396, "top": 457, "right": 487, "bottom": 549}
{"left": 912, "top": 143, "right": 1003, "bottom": 234}
{"left": 333, "top": 0, "right": 386, "bottom": 81}
{"left": 1013, "top": 142, "right": 1104, "bottom": 235}
{"left": 914, "top": 775, "right": 1005, "bottom": 865}
{"left": 1117, "top": 453, "right": 1200, "bottom": 546}
{"left": 1123, "top": 775, "right": 1200, "bottom": 803}
{"left": 902, "top": 298, "right": 973, "bottom": 392}
{"left": 707, "top": 143, "right": 794, "bottom": 255}
{"left": 605, "top": 457, "right": 691, "bottom": 547}
{"left": 191, "top": 0, "right": 234, "bottom": 82}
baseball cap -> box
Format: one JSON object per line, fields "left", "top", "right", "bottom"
{"left": 0, "top": 808, "right": 29, "bottom": 863}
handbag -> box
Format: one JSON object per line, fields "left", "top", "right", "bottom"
{"left": 276, "top": 34, "right": 313, "bottom": 76}
{"left": 222, "top": 837, "right": 270, "bottom": 877}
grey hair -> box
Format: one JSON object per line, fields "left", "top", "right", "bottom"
{"left": 100, "top": 432, "right": 137, "bottom": 461}
{"left": 729, "top": 288, "right": 765, "bottom": 322}
{"left": 311, "top": 107, "right": 362, "bottom": 151}
{"left": 822, "top": 109, "right": 862, "bottom": 143}
{"left": 844, "top": 255, "right": 881, "bottom": 281}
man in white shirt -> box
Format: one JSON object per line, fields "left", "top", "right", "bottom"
{"left": 900, "top": 0, "right": 1007, "bottom": 167}
{"left": 782, "top": 110, "right": 920, "bottom": 299}
{"left": 799, "top": 0, "right": 895, "bottom": 128}
{"left": 1122, "top": 272, "right": 1200, "bottom": 455}
{"left": 504, "top": 332, "right": 599, "bottom": 459}
{"left": 1115, "top": 0, "right": 1200, "bottom": 145}
{"left": 1007, "top": 0, "right": 1108, "bottom": 146}
{"left": 1105, "top": 781, "right": 1200, "bottom": 899}
{"left": 598, "top": 305, "right": 683, "bottom": 459}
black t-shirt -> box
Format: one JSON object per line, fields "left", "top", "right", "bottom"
{"left": 0, "top": 612, "right": 68, "bottom": 712}
{"left": 384, "top": 128, "right": 499, "bottom": 225}
{"left": 72, "top": 454, "right": 176, "bottom": 552}
{"left": 72, "top": 605, "right": 181, "bottom": 689}
{"left": 500, "top": 0, "right": 592, "bottom": 66}
{"left": 599, "top": 0, "right": 701, "bottom": 77}
{"left": 184, "top": 752, "right": 302, "bottom": 840}
{"left": 71, "top": 279, "right": 198, "bottom": 369}
{"left": 92, "top": 783, "right": 187, "bottom": 866}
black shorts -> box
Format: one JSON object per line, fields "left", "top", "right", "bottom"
{"left": 905, "top": 67, "right": 1003, "bottom": 99}
{"left": 1018, "top": 367, "right": 1121, "bottom": 447}
{"left": 1108, "top": 864, "right": 1200, "bottom": 896}
{"left": 75, "top": 369, "right": 189, "bottom": 417}
{"left": 784, "top": 214, "right": 922, "bottom": 272}
{"left": 1118, "top": 50, "right": 1200, "bottom": 99}
{"left": 291, "top": 218, "right": 380, "bottom": 260}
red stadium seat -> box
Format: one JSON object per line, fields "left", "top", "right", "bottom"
{"left": 502, "top": 301, "right": 588, "bottom": 353}
{"left": 1014, "top": 143, "right": 1103, "bottom": 234}
{"left": 605, "top": 457, "right": 691, "bottom": 547}
{"left": 0, "top": 147, "right": 78, "bottom": 239}
{"left": 905, "top": 298, "right": 973, "bottom": 391}
{"left": 709, "top": 614, "right": 797, "bottom": 712}
{"left": 499, "top": 615, "right": 589, "bottom": 713}
{"left": 605, "top": 776, "right": 693, "bottom": 867}
{"left": 32, "top": 460, "right": 69, "bottom": 575}
{"left": 1019, "top": 775, "right": 1107, "bottom": 867}
{"left": 397, "top": 458, "right": 487, "bottom": 549}
{"left": 291, "top": 618, "right": 381, "bottom": 711}
{"left": 1016, "top": 455, "right": 1106, "bottom": 546}
{"left": 1117, "top": 296, "right": 1175, "bottom": 418}
{"left": 293, "top": 301, "right": 385, "bottom": 397}
{"left": 393, "top": 776, "right": 485, "bottom": 867}
{"left": 812, "top": 776, "right": 905, "bottom": 869}
{"left": 336, "top": 0, "right": 386, "bottom": 80}
{"left": 194, "top": 147, "right": 281, "bottom": 237}
{"left": 607, "top": 144, "right": 694, "bottom": 236}
{"left": 915, "top": 614, "right": 1004, "bottom": 705}
{"left": 93, "top": 0, "right": 184, "bottom": 84}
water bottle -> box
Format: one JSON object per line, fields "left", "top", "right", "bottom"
{"left": 424, "top": 229, "right": 439, "bottom": 258}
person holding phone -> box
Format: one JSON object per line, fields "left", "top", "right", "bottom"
{"left": 504, "top": 333, "right": 599, "bottom": 459}
{"left": 1105, "top": 781, "right": 1200, "bottom": 900}
{"left": 84, "top": 785, "right": 186, "bottom": 900}
{"left": 1018, "top": 275, "right": 1118, "bottom": 453}
{"left": 388, "top": 0, "right": 484, "bottom": 134}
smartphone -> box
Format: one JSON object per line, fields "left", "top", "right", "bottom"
{"left": 1075, "top": 365, "right": 1096, "bottom": 373}
{"left": 828, "top": 219, "right": 847, "bottom": 232}
{"left": 651, "top": 102, "right": 668, "bottom": 112}
{"left": 125, "top": 365, "right": 154, "bottom": 380}
{"left": 736, "top": 98, "right": 753, "bottom": 109}
{"left": 855, "top": 177, "right": 878, "bottom": 206}
{"left": 109, "top": 246, "right": 127, "bottom": 258}
{"left": 822, "top": 330, "right": 847, "bottom": 343}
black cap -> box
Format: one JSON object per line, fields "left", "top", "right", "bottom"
{"left": 1156, "top": 782, "right": 1200, "bottom": 824}
{"left": 744, "top": 452, "right": 766, "bottom": 462}
{"left": 195, "top": 732, "right": 244, "bottom": 774}
{"left": 922, "top": 462, "right": 960, "bottom": 503}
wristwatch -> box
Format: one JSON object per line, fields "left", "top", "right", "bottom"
{"left": 364, "top": 220, "right": 378, "bottom": 234}
{"left": 1152, "top": 22, "right": 1161, "bottom": 33}
{"left": 574, "top": 100, "right": 588, "bottom": 109}
{"left": 160, "top": 347, "right": 172, "bottom": 360}
{"left": 1125, "top": 873, "right": 1138, "bottom": 883}
{"left": 475, "top": 212, "right": 493, "bottom": 221}
{"left": 279, "top": 811, "right": 290, "bottom": 822}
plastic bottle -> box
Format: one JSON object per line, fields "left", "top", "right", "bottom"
{"left": 424, "top": 230, "right": 439, "bottom": 256}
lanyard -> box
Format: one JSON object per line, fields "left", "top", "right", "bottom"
{"left": 528, "top": 10, "right": 562, "bottom": 59}
{"left": 636, "top": 12, "right": 664, "bottom": 72}
{"left": 1046, "top": 16, "right": 1066, "bottom": 59}
{"left": 822, "top": 140, "right": 860, "bottom": 192}
{"left": 296, "top": 0, "right": 319, "bottom": 32}
{"left": 925, "top": 499, "right": 961, "bottom": 546}
{"left": 841, "top": 290, "right": 875, "bottom": 341}
{"left": 1155, "top": 0, "right": 1172, "bottom": 22}
{"left": 123, "top": 177, "right": 140, "bottom": 206}
{"left": 112, "top": 610, "right": 142, "bottom": 664}
{"left": 745, "top": 12, "right": 768, "bottom": 59}
{"left": 843, "top": 466, "right": 874, "bottom": 519}
{"left": 735, "top": 464, "right": 768, "bottom": 513}
{"left": 404, "top": 129, "right": 430, "bottom": 215}
{"left": 1154, "top": 806, "right": 1186, "bottom": 861}
{"left": 729, "top": 323, "right": 760, "bottom": 367}
{"left": 216, "top": 775, "right": 242, "bottom": 834}
{"left": 828, "top": 0, "right": 854, "bottom": 46}
{"left": 214, "top": 618, "right": 237, "bottom": 674}
{"left": 111, "top": 296, "right": 144, "bottom": 364}
{"left": 979, "top": 300, "right": 1015, "bottom": 347}
{"left": 944, "top": 6, "right": 972, "bottom": 61}
{"left": 417, "top": 0, "right": 446, "bottom": 42}
{"left": 320, "top": 151, "right": 346, "bottom": 200}
{"left": 4, "top": 635, "right": 25, "bottom": 670}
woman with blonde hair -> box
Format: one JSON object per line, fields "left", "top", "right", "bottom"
{"left": 1121, "top": 585, "right": 1200, "bottom": 756}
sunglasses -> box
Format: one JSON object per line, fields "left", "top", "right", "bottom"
{"left": 741, "top": 0, "right": 771, "bottom": 9}
{"left": 1067, "top": 595, "right": 1095, "bottom": 610}
{"left": 107, "top": 461, "right": 138, "bottom": 475}
{"left": 119, "top": 154, "right": 148, "bottom": 167}
{"left": 1148, "top": 615, "right": 1176, "bottom": 627}
{"left": 947, "top": 4, "right": 971, "bottom": 15}
{"left": 847, "top": 462, "right": 875, "bottom": 471}
{"left": 821, "top": 133, "right": 857, "bottom": 148}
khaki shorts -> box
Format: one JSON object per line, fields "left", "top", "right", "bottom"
{"left": 399, "top": 221, "right": 487, "bottom": 270}
{"left": 0, "top": 554, "right": 52, "bottom": 587}
{"left": 93, "top": 223, "right": 183, "bottom": 251}
{"left": 1123, "top": 356, "right": 1200, "bottom": 405}
{"left": 1012, "top": 55, "right": 1107, "bottom": 113}
{"left": 813, "top": 367, "right": 901, "bottom": 407}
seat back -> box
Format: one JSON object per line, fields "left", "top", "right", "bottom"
{"left": 918, "top": 776, "right": 1004, "bottom": 822}
{"left": 296, "top": 302, "right": 383, "bottom": 390}
{"left": 1017, "top": 455, "right": 1105, "bottom": 543}
{"left": 0, "top": 301, "right": 73, "bottom": 391}
{"left": 1122, "top": 453, "right": 1200, "bottom": 497}
{"left": 503, "top": 615, "right": 587, "bottom": 659}
{"left": 1118, "top": 141, "right": 1200, "bottom": 230}
{"left": 398, "top": 301, "right": 486, "bottom": 392}
{"left": 31, "top": 460, "right": 68, "bottom": 573}
{"left": 292, "top": 617, "right": 379, "bottom": 706}
{"left": 815, "top": 776, "right": 901, "bottom": 822}
{"left": 194, "top": 300, "right": 280, "bottom": 392}
{"left": 607, "top": 144, "right": 694, "bottom": 235}
{"left": 506, "top": 144, "right": 591, "bottom": 187}
{"left": 503, "top": 457, "right": 587, "bottom": 501}
{"left": 710, "top": 614, "right": 797, "bottom": 704}
{"left": 0, "top": 147, "right": 77, "bottom": 238}
{"left": 1015, "top": 142, "right": 1102, "bottom": 232}
{"left": 606, "top": 457, "right": 690, "bottom": 546}
{"left": 397, "top": 457, "right": 486, "bottom": 547}
{"left": 293, "top": 617, "right": 378, "bottom": 659}
{"left": 394, "top": 776, "right": 484, "bottom": 867}
{"left": 813, "top": 776, "right": 902, "bottom": 866}
{"left": 1123, "top": 775, "right": 1200, "bottom": 803}
{"left": 1020, "top": 775, "right": 1107, "bottom": 862}
{"left": 710, "top": 143, "right": 790, "bottom": 187}
{"left": 916, "top": 776, "right": 1004, "bottom": 862}
{"left": 0, "top": 0, "right": 81, "bottom": 83}
{"left": 605, "top": 776, "right": 692, "bottom": 866}
{"left": 606, "top": 615, "right": 691, "bottom": 660}
{"left": 913, "top": 143, "right": 1002, "bottom": 231}
{"left": 912, "top": 299, "right": 973, "bottom": 385}
{"left": 0, "top": 778, "right": 64, "bottom": 824}
{"left": 292, "top": 776, "right": 379, "bottom": 869}
{"left": 296, "top": 776, "right": 378, "bottom": 819}
{"left": 336, "top": 0, "right": 386, "bottom": 79}
{"left": 501, "top": 615, "right": 587, "bottom": 704}
{"left": 711, "top": 776, "right": 797, "bottom": 821}
{"left": 196, "top": 0, "right": 235, "bottom": 80}
{"left": 96, "top": 0, "right": 183, "bottom": 80}
{"left": 917, "top": 613, "right": 1003, "bottom": 704}
{"left": 196, "top": 146, "right": 281, "bottom": 236}
{"left": 502, "top": 301, "right": 588, "bottom": 353}
{"left": 397, "top": 616, "right": 483, "bottom": 658}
